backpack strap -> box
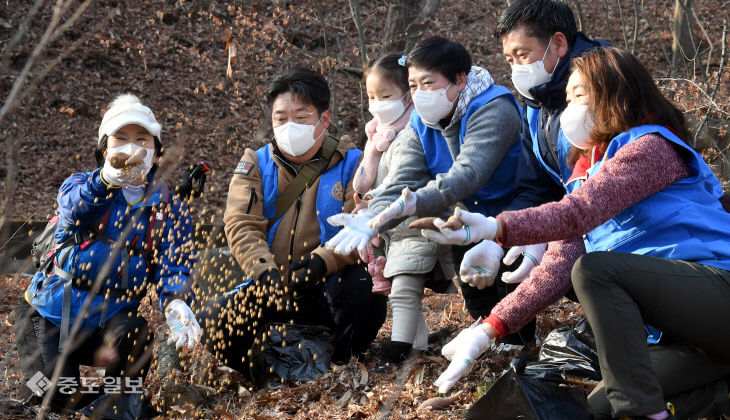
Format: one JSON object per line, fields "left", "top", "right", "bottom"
{"left": 267, "top": 136, "right": 339, "bottom": 231}
{"left": 59, "top": 281, "right": 72, "bottom": 350}
{"left": 144, "top": 180, "right": 170, "bottom": 273}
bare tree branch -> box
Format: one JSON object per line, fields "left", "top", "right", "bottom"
{"left": 603, "top": 0, "right": 615, "bottom": 45}
{"left": 617, "top": 0, "right": 630, "bottom": 51}
{"left": 693, "top": 19, "right": 727, "bottom": 147}
{"left": 310, "top": 0, "right": 338, "bottom": 129}
{"left": 710, "top": 19, "right": 728, "bottom": 101}
{"left": 0, "top": 0, "right": 45, "bottom": 76}
{"left": 571, "top": 0, "right": 584, "bottom": 32}
{"left": 381, "top": 0, "right": 441, "bottom": 53}
{"left": 0, "top": 0, "right": 67, "bottom": 125}
{"left": 0, "top": 0, "right": 99, "bottom": 226}
{"left": 671, "top": 0, "right": 697, "bottom": 75}
{"left": 644, "top": 13, "right": 671, "bottom": 71}
{"left": 690, "top": 4, "right": 713, "bottom": 75}
{"left": 631, "top": 0, "right": 641, "bottom": 54}
{"left": 348, "top": 0, "right": 368, "bottom": 66}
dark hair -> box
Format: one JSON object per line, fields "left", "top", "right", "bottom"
{"left": 95, "top": 135, "right": 163, "bottom": 176}
{"left": 266, "top": 67, "right": 330, "bottom": 114}
{"left": 495, "top": 0, "right": 578, "bottom": 47}
{"left": 571, "top": 47, "right": 689, "bottom": 146}
{"left": 406, "top": 37, "right": 471, "bottom": 84}
{"left": 363, "top": 53, "right": 409, "bottom": 93}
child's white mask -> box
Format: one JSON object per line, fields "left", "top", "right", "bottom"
{"left": 369, "top": 92, "right": 409, "bottom": 125}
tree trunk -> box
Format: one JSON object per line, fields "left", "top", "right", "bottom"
{"left": 671, "top": 0, "right": 696, "bottom": 74}
{"left": 381, "top": 0, "right": 442, "bottom": 53}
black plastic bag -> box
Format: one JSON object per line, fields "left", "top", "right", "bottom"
{"left": 250, "top": 323, "right": 335, "bottom": 388}
{"left": 77, "top": 392, "right": 160, "bottom": 420}
{"left": 466, "top": 358, "right": 593, "bottom": 420}
{"left": 523, "top": 318, "right": 600, "bottom": 382}
{"left": 466, "top": 319, "right": 598, "bottom": 420}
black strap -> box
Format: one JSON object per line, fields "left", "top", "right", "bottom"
{"left": 267, "top": 136, "right": 339, "bottom": 230}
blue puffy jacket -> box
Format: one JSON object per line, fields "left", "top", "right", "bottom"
{"left": 25, "top": 168, "right": 196, "bottom": 335}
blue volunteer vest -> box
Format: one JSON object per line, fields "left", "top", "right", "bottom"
{"left": 583, "top": 124, "right": 730, "bottom": 272}
{"left": 526, "top": 105, "right": 575, "bottom": 190}
{"left": 412, "top": 84, "right": 522, "bottom": 216}
{"left": 256, "top": 143, "right": 361, "bottom": 247}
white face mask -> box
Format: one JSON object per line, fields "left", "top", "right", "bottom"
{"left": 511, "top": 38, "right": 559, "bottom": 100}
{"left": 368, "top": 92, "right": 408, "bottom": 125}
{"left": 412, "top": 82, "right": 457, "bottom": 125}
{"left": 106, "top": 143, "right": 154, "bottom": 177}
{"left": 274, "top": 118, "right": 322, "bottom": 157}
{"left": 559, "top": 103, "right": 594, "bottom": 149}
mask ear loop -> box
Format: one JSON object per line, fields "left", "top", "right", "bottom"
{"left": 542, "top": 36, "right": 560, "bottom": 75}
{"left": 312, "top": 114, "right": 326, "bottom": 143}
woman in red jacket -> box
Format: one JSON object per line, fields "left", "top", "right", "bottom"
{"left": 421, "top": 47, "right": 730, "bottom": 419}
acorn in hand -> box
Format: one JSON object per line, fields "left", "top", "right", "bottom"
{"left": 410, "top": 213, "right": 465, "bottom": 231}
{"left": 109, "top": 148, "right": 147, "bottom": 173}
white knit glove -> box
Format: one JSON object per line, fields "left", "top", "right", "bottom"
{"left": 101, "top": 144, "right": 153, "bottom": 187}
{"left": 102, "top": 160, "right": 139, "bottom": 187}
{"left": 421, "top": 208, "right": 498, "bottom": 245}
{"left": 434, "top": 320, "right": 492, "bottom": 393}
{"left": 501, "top": 243, "right": 547, "bottom": 284}
{"left": 325, "top": 213, "right": 377, "bottom": 255}
{"left": 165, "top": 299, "right": 201, "bottom": 350}
{"left": 460, "top": 240, "right": 504, "bottom": 289}
{"left": 368, "top": 187, "right": 417, "bottom": 231}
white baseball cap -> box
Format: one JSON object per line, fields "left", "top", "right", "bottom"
{"left": 98, "top": 94, "right": 162, "bottom": 144}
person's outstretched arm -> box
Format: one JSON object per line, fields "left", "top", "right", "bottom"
{"left": 499, "top": 134, "right": 693, "bottom": 247}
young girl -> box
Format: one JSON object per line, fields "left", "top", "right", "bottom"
{"left": 353, "top": 53, "right": 454, "bottom": 369}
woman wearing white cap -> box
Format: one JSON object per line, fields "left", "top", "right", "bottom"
{"left": 14, "top": 94, "right": 200, "bottom": 413}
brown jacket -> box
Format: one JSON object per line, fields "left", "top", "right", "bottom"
{"left": 224, "top": 136, "right": 360, "bottom": 281}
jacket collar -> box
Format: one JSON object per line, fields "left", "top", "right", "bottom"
{"left": 128, "top": 174, "right": 166, "bottom": 209}
{"left": 271, "top": 135, "right": 343, "bottom": 176}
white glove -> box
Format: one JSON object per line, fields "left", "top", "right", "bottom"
{"left": 368, "top": 187, "right": 417, "bottom": 231}
{"left": 421, "top": 207, "right": 498, "bottom": 245}
{"left": 460, "top": 240, "right": 504, "bottom": 289}
{"left": 434, "top": 320, "right": 492, "bottom": 394}
{"left": 102, "top": 160, "right": 139, "bottom": 187}
{"left": 165, "top": 299, "right": 201, "bottom": 350}
{"left": 501, "top": 243, "right": 547, "bottom": 284}
{"left": 325, "top": 212, "right": 377, "bottom": 255}
{"left": 101, "top": 144, "right": 154, "bottom": 187}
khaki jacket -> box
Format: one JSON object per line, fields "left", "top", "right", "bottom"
{"left": 224, "top": 136, "right": 360, "bottom": 281}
